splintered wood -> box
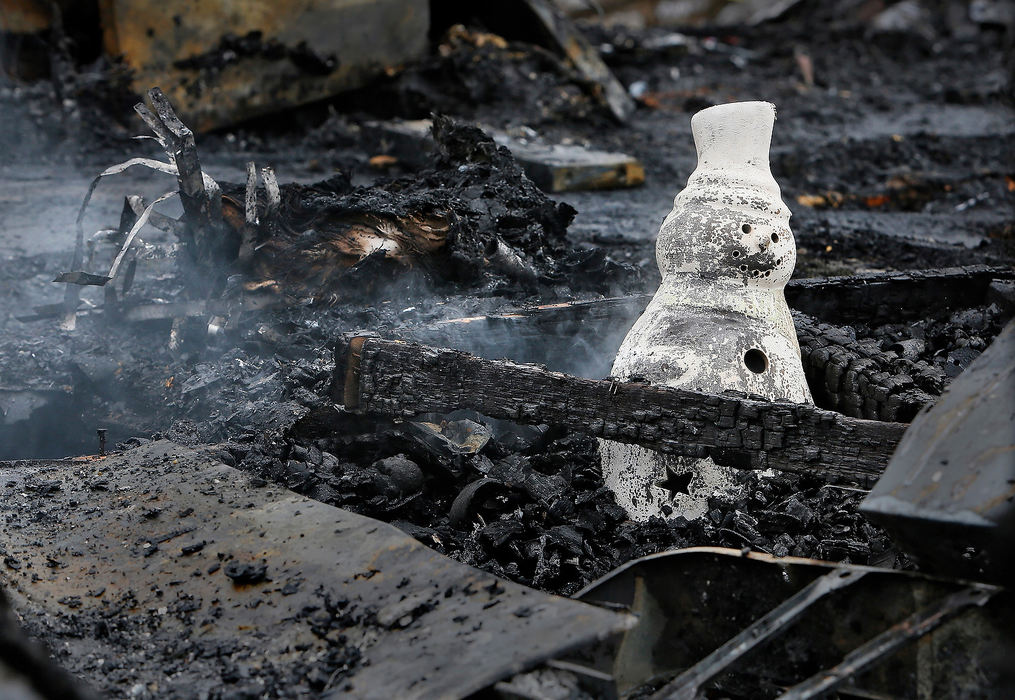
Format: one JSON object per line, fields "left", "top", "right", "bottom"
{"left": 338, "top": 338, "right": 907, "bottom": 485}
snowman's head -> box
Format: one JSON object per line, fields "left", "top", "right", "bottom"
{"left": 655, "top": 101, "right": 796, "bottom": 289}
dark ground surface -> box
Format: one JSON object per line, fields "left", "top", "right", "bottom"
{"left": 1, "top": 2, "right": 1014, "bottom": 696}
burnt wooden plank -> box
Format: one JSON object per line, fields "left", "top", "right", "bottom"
{"left": 2, "top": 441, "right": 632, "bottom": 697}
{"left": 497, "top": 137, "right": 645, "bottom": 192}
{"left": 339, "top": 338, "right": 907, "bottom": 485}
{"left": 784, "top": 264, "right": 1013, "bottom": 325}
{"left": 99, "top": 0, "right": 430, "bottom": 131}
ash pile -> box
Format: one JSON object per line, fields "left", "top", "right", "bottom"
{"left": 1, "top": 0, "right": 1014, "bottom": 698}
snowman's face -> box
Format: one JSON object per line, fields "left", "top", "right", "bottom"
{"left": 657, "top": 203, "right": 796, "bottom": 288}
{"left": 720, "top": 216, "right": 796, "bottom": 287}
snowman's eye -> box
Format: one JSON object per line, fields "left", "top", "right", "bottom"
{"left": 771, "top": 232, "right": 780, "bottom": 243}
{"left": 741, "top": 223, "right": 752, "bottom": 234}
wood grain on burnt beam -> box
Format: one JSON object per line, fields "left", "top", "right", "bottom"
{"left": 784, "top": 265, "right": 1013, "bottom": 325}
{"left": 337, "top": 337, "right": 906, "bottom": 485}
{"left": 411, "top": 309, "right": 936, "bottom": 421}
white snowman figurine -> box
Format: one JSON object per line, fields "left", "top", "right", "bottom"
{"left": 600, "top": 101, "right": 813, "bottom": 521}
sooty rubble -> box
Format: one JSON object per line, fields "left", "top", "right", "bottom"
{"left": 2, "top": 114, "right": 1008, "bottom": 601}
{"left": 3, "top": 0, "right": 1013, "bottom": 617}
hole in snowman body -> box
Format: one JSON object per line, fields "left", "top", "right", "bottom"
{"left": 744, "top": 348, "right": 769, "bottom": 373}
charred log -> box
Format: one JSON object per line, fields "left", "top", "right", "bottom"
{"left": 337, "top": 337, "right": 906, "bottom": 485}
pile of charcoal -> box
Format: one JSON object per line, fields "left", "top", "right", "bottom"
{"left": 212, "top": 407, "right": 906, "bottom": 598}
{"left": 865, "top": 303, "right": 1009, "bottom": 378}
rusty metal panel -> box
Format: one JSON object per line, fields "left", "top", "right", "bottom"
{"left": 96, "top": 0, "right": 429, "bottom": 131}
{"left": 0, "top": 440, "right": 632, "bottom": 698}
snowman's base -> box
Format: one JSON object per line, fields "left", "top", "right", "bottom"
{"left": 599, "top": 441, "right": 741, "bottom": 521}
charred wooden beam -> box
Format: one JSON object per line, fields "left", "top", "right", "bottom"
{"left": 784, "top": 265, "right": 1013, "bottom": 325}
{"left": 338, "top": 337, "right": 907, "bottom": 485}
{"left": 405, "top": 266, "right": 1011, "bottom": 352}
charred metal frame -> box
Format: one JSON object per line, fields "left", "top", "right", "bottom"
{"left": 570, "top": 548, "right": 1009, "bottom": 699}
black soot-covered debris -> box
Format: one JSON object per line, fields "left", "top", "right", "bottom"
{"left": 231, "top": 115, "right": 617, "bottom": 300}
{"left": 1, "top": 3, "right": 1013, "bottom": 695}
